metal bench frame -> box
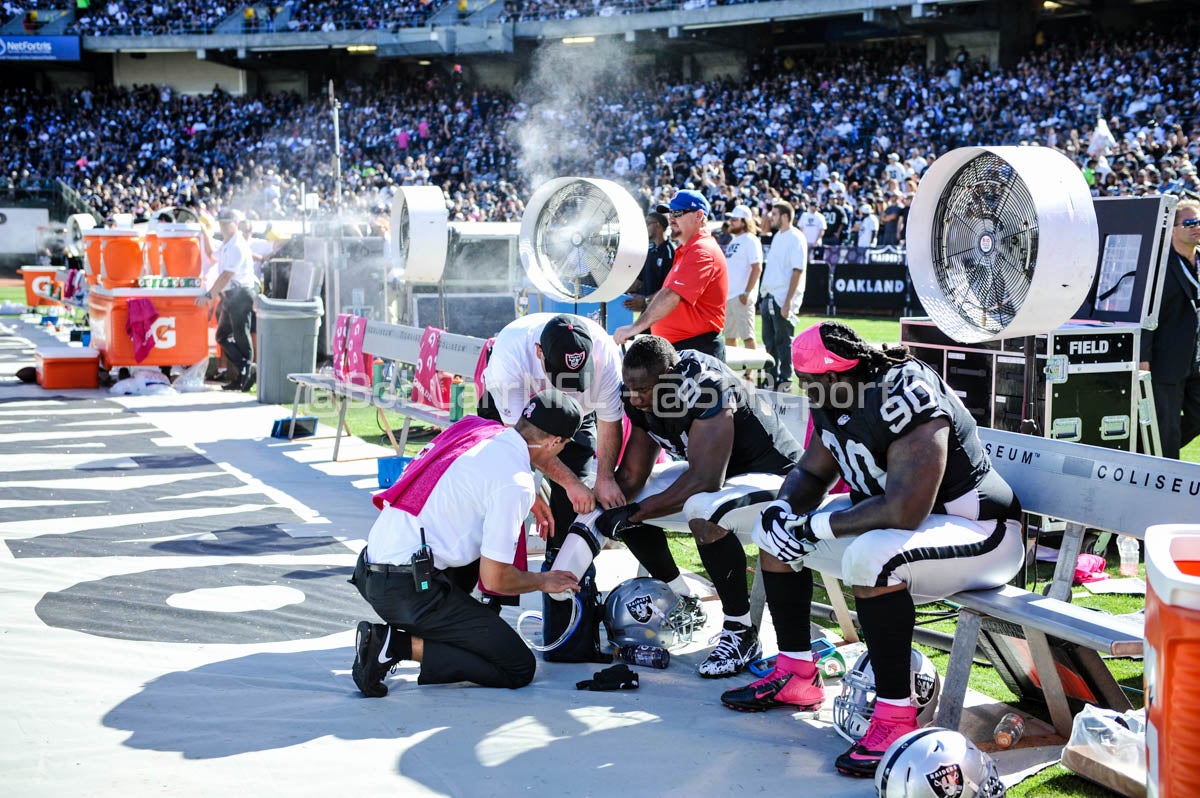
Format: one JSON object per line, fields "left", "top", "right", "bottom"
{"left": 286, "top": 320, "right": 484, "bottom": 461}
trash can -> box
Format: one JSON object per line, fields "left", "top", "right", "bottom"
{"left": 255, "top": 295, "right": 324, "bottom": 405}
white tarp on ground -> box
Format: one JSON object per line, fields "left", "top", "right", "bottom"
{"left": 0, "top": 317, "right": 1053, "bottom": 797}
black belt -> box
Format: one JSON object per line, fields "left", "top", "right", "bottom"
{"left": 365, "top": 561, "right": 414, "bottom": 574}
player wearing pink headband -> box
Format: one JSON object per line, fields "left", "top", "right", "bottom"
{"left": 789, "top": 323, "right": 862, "bottom": 374}
{"left": 721, "top": 321, "right": 1024, "bottom": 781}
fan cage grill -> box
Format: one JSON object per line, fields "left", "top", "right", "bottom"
{"left": 532, "top": 182, "right": 621, "bottom": 301}
{"left": 927, "top": 152, "right": 1040, "bottom": 338}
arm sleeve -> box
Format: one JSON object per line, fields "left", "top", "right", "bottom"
{"left": 479, "top": 483, "right": 536, "bottom": 563}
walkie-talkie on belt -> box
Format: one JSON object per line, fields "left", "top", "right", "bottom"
{"left": 411, "top": 527, "right": 434, "bottom": 593}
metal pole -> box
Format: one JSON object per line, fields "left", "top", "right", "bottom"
{"left": 329, "top": 80, "right": 342, "bottom": 214}
{"left": 1019, "top": 334, "right": 1040, "bottom": 435}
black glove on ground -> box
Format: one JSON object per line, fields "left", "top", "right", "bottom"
{"left": 575, "top": 663, "right": 640, "bottom": 691}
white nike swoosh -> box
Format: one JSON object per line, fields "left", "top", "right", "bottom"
{"left": 674, "top": 280, "right": 686, "bottom": 285}
{"left": 377, "top": 626, "right": 392, "bottom": 663}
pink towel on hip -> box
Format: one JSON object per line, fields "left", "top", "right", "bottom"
{"left": 373, "top": 415, "right": 505, "bottom": 514}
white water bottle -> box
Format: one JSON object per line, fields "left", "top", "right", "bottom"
{"left": 1117, "top": 535, "right": 1140, "bottom": 577}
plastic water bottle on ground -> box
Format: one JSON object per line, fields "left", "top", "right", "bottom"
{"left": 993, "top": 711, "right": 1026, "bottom": 748}
{"left": 616, "top": 644, "right": 670, "bottom": 669}
{"left": 1118, "top": 535, "right": 1141, "bottom": 577}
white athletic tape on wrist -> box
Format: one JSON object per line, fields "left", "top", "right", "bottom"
{"left": 809, "top": 513, "right": 835, "bottom": 541}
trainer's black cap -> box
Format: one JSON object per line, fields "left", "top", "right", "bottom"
{"left": 522, "top": 388, "right": 583, "bottom": 440}
{"left": 539, "top": 314, "right": 593, "bottom": 392}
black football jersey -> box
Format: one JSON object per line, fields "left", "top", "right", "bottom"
{"left": 810, "top": 358, "right": 1019, "bottom": 521}
{"left": 624, "top": 351, "right": 801, "bottom": 477}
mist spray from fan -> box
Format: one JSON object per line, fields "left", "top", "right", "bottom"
{"left": 508, "top": 40, "right": 637, "bottom": 189}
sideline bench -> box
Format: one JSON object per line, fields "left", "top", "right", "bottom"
{"left": 932, "top": 429, "right": 1199, "bottom": 735}
{"left": 286, "top": 321, "right": 485, "bottom": 461}
{"left": 286, "top": 321, "right": 777, "bottom": 461}
{"left": 653, "top": 398, "right": 1199, "bottom": 736}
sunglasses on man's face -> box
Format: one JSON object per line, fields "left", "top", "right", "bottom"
{"left": 1179, "top": 218, "right": 1200, "bottom": 229}
{"left": 668, "top": 209, "right": 694, "bottom": 218}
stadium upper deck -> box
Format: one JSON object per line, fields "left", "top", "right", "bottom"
{"left": 3, "top": 15, "right": 1197, "bottom": 229}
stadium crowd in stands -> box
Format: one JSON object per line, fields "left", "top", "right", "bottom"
{"left": 67, "top": 0, "right": 241, "bottom": 35}
{"left": 282, "top": 0, "right": 442, "bottom": 32}
{"left": 497, "top": 0, "right": 769, "bottom": 24}
{"left": 2, "top": 24, "right": 1198, "bottom": 232}
{"left": 27, "top": 0, "right": 445, "bottom": 35}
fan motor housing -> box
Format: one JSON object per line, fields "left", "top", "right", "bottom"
{"left": 391, "top": 185, "right": 449, "bottom": 284}
{"left": 907, "top": 146, "right": 1099, "bottom": 343}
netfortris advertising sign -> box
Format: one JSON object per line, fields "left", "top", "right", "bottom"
{"left": 0, "top": 36, "right": 81, "bottom": 61}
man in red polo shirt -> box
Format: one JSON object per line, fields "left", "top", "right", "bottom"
{"left": 614, "top": 190, "right": 729, "bottom": 361}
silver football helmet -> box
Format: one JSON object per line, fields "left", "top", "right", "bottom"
{"left": 603, "top": 577, "right": 705, "bottom": 649}
{"left": 832, "top": 649, "right": 941, "bottom": 743}
{"left": 876, "top": 727, "right": 1007, "bottom": 798}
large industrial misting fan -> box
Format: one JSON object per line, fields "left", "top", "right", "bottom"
{"left": 907, "top": 145, "right": 1100, "bottom": 345}
{"left": 908, "top": 145, "right": 1100, "bottom": 431}
{"left": 65, "top": 213, "right": 98, "bottom": 260}
{"left": 908, "top": 145, "right": 1100, "bottom": 595}
{"left": 520, "top": 177, "right": 647, "bottom": 324}
{"left": 389, "top": 184, "right": 451, "bottom": 325}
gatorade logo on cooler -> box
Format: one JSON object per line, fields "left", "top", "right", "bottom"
{"left": 152, "top": 317, "right": 176, "bottom": 348}
{"left": 32, "top": 275, "right": 52, "bottom": 297}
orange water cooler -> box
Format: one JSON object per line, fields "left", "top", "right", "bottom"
{"left": 88, "top": 287, "right": 209, "bottom": 369}
{"left": 1145, "top": 524, "right": 1200, "bottom": 798}
{"left": 148, "top": 224, "right": 203, "bottom": 279}
{"left": 18, "top": 266, "right": 61, "bottom": 307}
{"left": 82, "top": 229, "right": 143, "bottom": 288}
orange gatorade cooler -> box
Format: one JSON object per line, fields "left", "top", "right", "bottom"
{"left": 156, "top": 226, "right": 203, "bottom": 279}
{"left": 81, "top": 231, "right": 103, "bottom": 285}
{"left": 19, "top": 266, "right": 60, "bottom": 307}
{"left": 143, "top": 231, "right": 159, "bottom": 276}
{"left": 88, "top": 288, "right": 209, "bottom": 368}
{"left": 84, "top": 229, "right": 143, "bottom": 288}
{"left": 1145, "top": 524, "right": 1200, "bottom": 798}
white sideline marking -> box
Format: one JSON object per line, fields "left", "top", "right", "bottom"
{"left": 0, "top": 503, "right": 275, "bottom": 538}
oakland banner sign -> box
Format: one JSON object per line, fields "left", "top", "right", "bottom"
{"left": 0, "top": 35, "right": 81, "bottom": 61}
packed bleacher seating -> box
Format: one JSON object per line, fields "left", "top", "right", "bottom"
{"left": 3, "top": 24, "right": 1198, "bottom": 229}
{"left": 66, "top": 0, "right": 239, "bottom": 35}
{"left": 16, "top": 0, "right": 448, "bottom": 35}
{"left": 500, "top": 0, "right": 692, "bottom": 24}
{"left": 283, "top": 0, "right": 443, "bottom": 31}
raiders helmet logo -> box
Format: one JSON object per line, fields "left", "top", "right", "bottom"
{"left": 924, "top": 763, "right": 964, "bottom": 797}
{"left": 914, "top": 672, "right": 937, "bottom": 703}
{"left": 565, "top": 351, "right": 586, "bottom": 371}
{"left": 625, "top": 595, "right": 654, "bottom": 623}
